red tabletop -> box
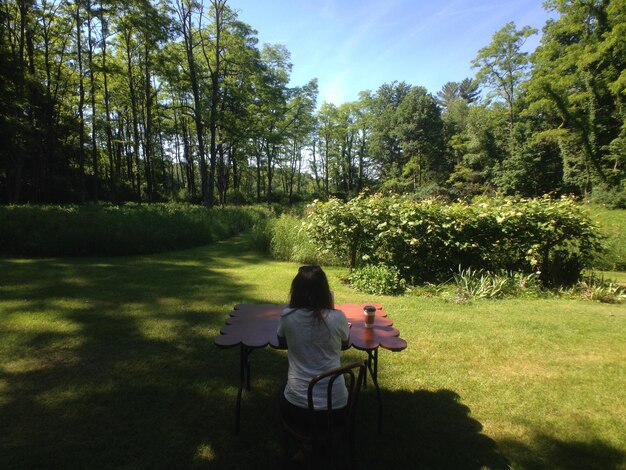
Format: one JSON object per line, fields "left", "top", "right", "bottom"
{"left": 214, "top": 303, "right": 407, "bottom": 352}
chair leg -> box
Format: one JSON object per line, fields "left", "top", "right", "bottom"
{"left": 349, "top": 439, "right": 356, "bottom": 470}
{"left": 282, "top": 429, "right": 290, "bottom": 468}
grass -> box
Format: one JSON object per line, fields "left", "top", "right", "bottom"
{"left": 598, "top": 270, "right": 626, "bottom": 284}
{"left": 1, "top": 234, "right": 625, "bottom": 469}
{"left": 586, "top": 204, "right": 626, "bottom": 271}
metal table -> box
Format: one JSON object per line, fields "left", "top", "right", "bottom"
{"left": 214, "top": 303, "right": 407, "bottom": 434}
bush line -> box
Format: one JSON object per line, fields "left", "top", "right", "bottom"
{"left": 304, "top": 194, "right": 603, "bottom": 287}
{"left": 0, "top": 203, "right": 269, "bottom": 257}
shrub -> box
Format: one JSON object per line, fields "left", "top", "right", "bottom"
{"left": 0, "top": 203, "right": 270, "bottom": 257}
{"left": 304, "top": 194, "right": 603, "bottom": 287}
{"left": 348, "top": 264, "right": 406, "bottom": 296}
{"left": 588, "top": 185, "right": 626, "bottom": 209}
{"left": 248, "top": 215, "right": 274, "bottom": 253}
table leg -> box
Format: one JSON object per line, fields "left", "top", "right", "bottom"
{"left": 235, "top": 345, "right": 253, "bottom": 435}
{"left": 365, "top": 349, "right": 383, "bottom": 433}
{"left": 246, "top": 347, "right": 253, "bottom": 391}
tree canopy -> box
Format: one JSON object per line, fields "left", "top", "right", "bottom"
{"left": 0, "top": 0, "right": 624, "bottom": 206}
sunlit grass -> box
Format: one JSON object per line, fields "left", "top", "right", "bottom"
{"left": 587, "top": 205, "right": 626, "bottom": 270}
{"left": 599, "top": 270, "right": 626, "bottom": 284}
{"left": 1, "top": 234, "right": 625, "bottom": 468}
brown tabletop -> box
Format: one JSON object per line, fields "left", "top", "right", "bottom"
{"left": 214, "top": 303, "right": 407, "bottom": 352}
{"left": 215, "top": 303, "right": 407, "bottom": 434}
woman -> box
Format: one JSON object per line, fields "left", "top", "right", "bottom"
{"left": 277, "top": 265, "right": 350, "bottom": 426}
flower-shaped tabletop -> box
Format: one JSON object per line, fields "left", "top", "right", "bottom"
{"left": 214, "top": 303, "right": 407, "bottom": 352}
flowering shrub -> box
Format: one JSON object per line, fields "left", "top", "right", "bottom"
{"left": 304, "top": 194, "right": 602, "bottom": 286}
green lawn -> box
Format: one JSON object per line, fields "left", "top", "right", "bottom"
{"left": 587, "top": 205, "right": 626, "bottom": 271}
{"left": 1, "top": 235, "right": 625, "bottom": 469}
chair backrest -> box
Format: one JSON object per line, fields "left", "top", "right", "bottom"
{"left": 306, "top": 361, "right": 366, "bottom": 444}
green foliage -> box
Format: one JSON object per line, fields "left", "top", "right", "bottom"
{"left": 0, "top": 203, "right": 269, "bottom": 257}
{"left": 569, "top": 272, "right": 626, "bottom": 304}
{"left": 587, "top": 205, "right": 626, "bottom": 271}
{"left": 248, "top": 214, "right": 274, "bottom": 253}
{"left": 268, "top": 214, "right": 319, "bottom": 264}
{"left": 494, "top": 123, "right": 564, "bottom": 197}
{"left": 394, "top": 87, "right": 448, "bottom": 184}
{"left": 446, "top": 104, "right": 509, "bottom": 199}
{"left": 588, "top": 185, "right": 626, "bottom": 210}
{"left": 250, "top": 212, "right": 340, "bottom": 266}
{"left": 348, "top": 264, "right": 406, "bottom": 296}
{"left": 472, "top": 21, "right": 537, "bottom": 124}
{"left": 453, "top": 267, "right": 539, "bottom": 300}
{"left": 526, "top": 0, "right": 626, "bottom": 193}
{"left": 305, "top": 194, "right": 603, "bottom": 286}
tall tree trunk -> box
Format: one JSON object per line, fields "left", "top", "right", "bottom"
{"left": 232, "top": 145, "right": 239, "bottom": 203}
{"left": 255, "top": 139, "right": 262, "bottom": 201}
{"left": 217, "top": 142, "right": 226, "bottom": 205}
{"left": 87, "top": 3, "right": 99, "bottom": 202}
{"left": 177, "top": 0, "right": 208, "bottom": 204}
{"left": 266, "top": 141, "right": 275, "bottom": 200}
{"left": 100, "top": 3, "right": 115, "bottom": 201}
{"left": 143, "top": 40, "right": 154, "bottom": 201}
{"left": 172, "top": 111, "right": 183, "bottom": 191}
{"left": 75, "top": 3, "right": 86, "bottom": 203}
{"left": 296, "top": 144, "right": 303, "bottom": 195}
{"left": 324, "top": 138, "right": 329, "bottom": 195}
{"left": 203, "top": 0, "right": 228, "bottom": 207}
{"left": 124, "top": 30, "right": 142, "bottom": 201}
{"left": 311, "top": 139, "right": 321, "bottom": 192}
{"left": 181, "top": 115, "right": 195, "bottom": 197}
{"left": 358, "top": 133, "right": 365, "bottom": 190}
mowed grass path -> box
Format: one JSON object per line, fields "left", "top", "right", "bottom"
{"left": 1, "top": 235, "right": 625, "bottom": 469}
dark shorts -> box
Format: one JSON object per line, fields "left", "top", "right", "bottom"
{"left": 279, "top": 386, "right": 348, "bottom": 433}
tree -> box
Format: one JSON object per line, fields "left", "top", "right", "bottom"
{"left": 394, "top": 87, "right": 447, "bottom": 188}
{"left": 437, "top": 81, "right": 459, "bottom": 110}
{"left": 472, "top": 22, "right": 537, "bottom": 135}
{"left": 458, "top": 78, "right": 480, "bottom": 104}
{"left": 368, "top": 81, "right": 412, "bottom": 181}
{"left": 172, "top": 0, "right": 209, "bottom": 203}
{"left": 526, "top": 0, "right": 625, "bottom": 195}
{"left": 447, "top": 104, "right": 508, "bottom": 199}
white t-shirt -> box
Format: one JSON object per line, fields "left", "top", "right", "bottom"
{"left": 277, "top": 307, "right": 350, "bottom": 410}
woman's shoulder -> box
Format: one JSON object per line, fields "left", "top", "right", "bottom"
{"left": 281, "top": 307, "right": 311, "bottom": 317}
{"left": 325, "top": 308, "right": 347, "bottom": 320}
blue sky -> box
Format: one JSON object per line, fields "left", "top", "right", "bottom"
{"left": 229, "top": 0, "right": 556, "bottom": 105}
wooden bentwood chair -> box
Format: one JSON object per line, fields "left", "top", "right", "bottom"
{"left": 282, "top": 361, "right": 366, "bottom": 469}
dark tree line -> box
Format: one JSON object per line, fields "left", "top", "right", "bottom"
{"left": 1, "top": 0, "right": 624, "bottom": 206}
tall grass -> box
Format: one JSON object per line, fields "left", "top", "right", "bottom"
{"left": 253, "top": 213, "right": 341, "bottom": 266}
{"left": 0, "top": 203, "right": 269, "bottom": 256}
{"left": 587, "top": 205, "right": 626, "bottom": 271}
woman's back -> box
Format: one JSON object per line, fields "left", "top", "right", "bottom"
{"left": 278, "top": 307, "right": 349, "bottom": 409}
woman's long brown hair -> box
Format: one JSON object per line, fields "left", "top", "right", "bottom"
{"left": 289, "top": 265, "right": 334, "bottom": 322}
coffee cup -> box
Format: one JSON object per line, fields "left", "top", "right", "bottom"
{"left": 364, "top": 305, "right": 376, "bottom": 328}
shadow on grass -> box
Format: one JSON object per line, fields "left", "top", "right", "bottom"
{"left": 499, "top": 433, "right": 625, "bottom": 470}
{"left": 352, "top": 387, "right": 625, "bottom": 470}
{"left": 0, "top": 236, "right": 288, "bottom": 468}
{"left": 3, "top": 235, "right": 623, "bottom": 468}
{"left": 352, "top": 388, "right": 509, "bottom": 469}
